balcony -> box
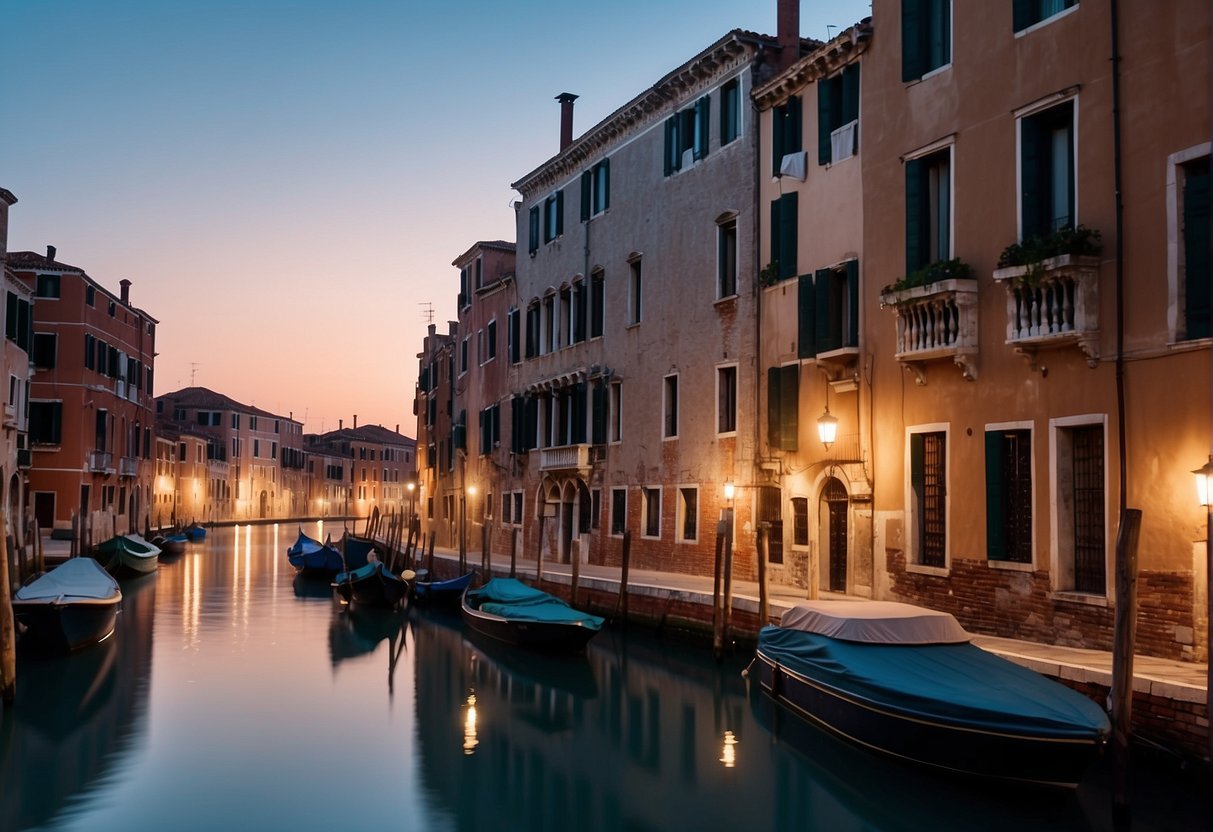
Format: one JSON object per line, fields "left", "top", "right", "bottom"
{"left": 880, "top": 278, "right": 978, "bottom": 384}
{"left": 119, "top": 456, "right": 139, "bottom": 477}
{"left": 539, "top": 444, "right": 590, "bottom": 473}
{"left": 992, "top": 254, "right": 1100, "bottom": 368}
{"left": 89, "top": 450, "right": 114, "bottom": 474}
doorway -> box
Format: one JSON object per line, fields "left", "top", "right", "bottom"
{"left": 822, "top": 478, "right": 848, "bottom": 592}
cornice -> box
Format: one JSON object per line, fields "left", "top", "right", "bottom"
{"left": 752, "top": 19, "right": 873, "bottom": 109}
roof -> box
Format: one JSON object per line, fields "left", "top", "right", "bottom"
{"left": 7, "top": 250, "right": 86, "bottom": 273}
{"left": 311, "top": 424, "right": 416, "bottom": 447}
{"left": 157, "top": 386, "right": 297, "bottom": 423}
{"left": 752, "top": 18, "right": 872, "bottom": 108}
{"left": 452, "top": 239, "right": 517, "bottom": 267}
{"left": 0, "top": 188, "right": 16, "bottom": 206}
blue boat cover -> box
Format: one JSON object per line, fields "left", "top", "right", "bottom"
{"left": 15, "top": 557, "right": 120, "bottom": 602}
{"left": 758, "top": 626, "right": 1110, "bottom": 741}
{"left": 468, "top": 578, "right": 604, "bottom": 629}
{"left": 334, "top": 561, "right": 403, "bottom": 584}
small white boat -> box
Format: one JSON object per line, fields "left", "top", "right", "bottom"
{"left": 13, "top": 558, "right": 123, "bottom": 652}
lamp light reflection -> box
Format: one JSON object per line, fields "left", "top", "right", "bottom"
{"left": 720, "top": 730, "right": 738, "bottom": 768}
{"left": 463, "top": 692, "right": 479, "bottom": 755}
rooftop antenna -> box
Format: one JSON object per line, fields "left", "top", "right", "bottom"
{"left": 826, "top": 24, "right": 838, "bottom": 39}
{"left": 190, "top": 362, "right": 199, "bottom": 385}
{"left": 419, "top": 302, "right": 434, "bottom": 325}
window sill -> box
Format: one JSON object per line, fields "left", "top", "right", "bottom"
{"left": 1014, "top": 5, "right": 1079, "bottom": 38}
{"left": 715, "top": 294, "right": 738, "bottom": 308}
{"left": 640, "top": 534, "right": 662, "bottom": 541}
{"left": 1049, "top": 590, "right": 1109, "bottom": 607}
{"left": 625, "top": 322, "right": 640, "bottom": 330}
{"left": 904, "top": 562, "right": 949, "bottom": 577}
{"left": 987, "top": 559, "right": 1035, "bottom": 573}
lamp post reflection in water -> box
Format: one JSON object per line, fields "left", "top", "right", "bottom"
{"left": 720, "top": 730, "right": 738, "bottom": 768}
{"left": 463, "top": 691, "right": 479, "bottom": 755}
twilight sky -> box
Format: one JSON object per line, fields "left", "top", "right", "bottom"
{"left": 4, "top": 0, "right": 872, "bottom": 436}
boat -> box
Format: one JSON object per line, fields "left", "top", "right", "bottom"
{"left": 286, "top": 529, "right": 344, "bottom": 576}
{"left": 95, "top": 533, "right": 161, "bottom": 577}
{"left": 151, "top": 532, "right": 188, "bottom": 557}
{"left": 332, "top": 560, "right": 413, "bottom": 608}
{"left": 184, "top": 524, "right": 206, "bottom": 541}
{"left": 412, "top": 569, "right": 474, "bottom": 606}
{"left": 749, "top": 599, "right": 1111, "bottom": 788}
{"left": 461, "top": 577, "right": 604, "bottom": 653}
{"left": 12, "top": 557, "right": 123, "bottom": 652}
{"left": 339, "top": 531, "right": 376, "bottom": 571}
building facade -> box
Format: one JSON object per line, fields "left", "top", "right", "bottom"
{"left": 0, "top": 188, "right": 32, "bottom": 553}
{"left": 304, "top": 422, "right": 417, "bottom": 521}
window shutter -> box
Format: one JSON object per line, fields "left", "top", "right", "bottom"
{"left": 778, "top": 193, "right": 798, "bottom": 279}
{"left": 905, "top": 157, "right": 929, "bottom": 275}
{"left": 788, "top": 95, "right": 802, "bottom": 154}
{"left": 902, "top": 0, "right": 925, "bottom": 82}
{"left": 580, "top": 170, "right": 592, "bottom": 221}
{"left": 842, "top": 64, "right": 860, "bottom": 125}
{"left": 911, "top": 433, "right": 925, "bottom": 546}
{"left": 574, "top": 282, "right": 587, "bottom": 342}
{"left": 4, "top": 294, "right": 15, "bottom": 342}
{"left": 1020, "top": 113, "right": 1046, "bottom": 239}
{"left": 1184, "top": 159, "right": 1211, "bottom": 339}
{"left": 601, "top": 159, "right": 610, "bottom": 212}
{"left": 590, "top": 275, "right": 604, "bottom": 338}
{"left": 694, "top": 95, "right": 710, "bottom": 160}
{"left": 492, "top": 405, "right": 500, "bottom": 448}
{"left": 1012, "top": 0, "right": 1034, "bottom": 32}
{"left": 767, "top": 366, "right": 781, "bottom": 450}
{"left": 525, "top": 396, "right": 538, "bottom": 451}
{"left": 815, "top": 268, "right": 840, "bottom": 353}
{"left": 772, "top": 105, "right": 785, "bottom": 176}
{"left": 846, "top": 259, "right": 860, "bottom": 348}
{"left": 817, "top": 78, "right": 835, "bottom": 166}
{"left": 780, "top": 364, "right": 798, "bottom": 451}
{"left": 797, "top": 273, "right": 817, "bottom": 359}
{"left": 573, "top": 382, "right": 587, "bottom": 444}
{"left": 555, "top": 190, "right": 564, "bottom": 237}
{"left": 985, "top": 431, "right": 1007, "bottom": 560}
{"left": 52, "top": 402, "right": 62, "bottom": 444}
{"left": 769, "top": 199, "right": 781, "bottom": 274}
{"left": 528, "top": 206, "right": 539, "bottom": 253}
{"left": 665, "top": 116, "right": 678, "bottom": 175}
{"left": 591, "top": 382, "right": 606, "bottom": 444}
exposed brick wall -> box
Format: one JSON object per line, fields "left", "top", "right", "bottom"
{"left": 887, "top": 551, "right": 1200, "bottom": 661}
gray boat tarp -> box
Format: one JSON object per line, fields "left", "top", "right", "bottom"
{"left": 15, "top": 557, "right": 120, "bottom": 602}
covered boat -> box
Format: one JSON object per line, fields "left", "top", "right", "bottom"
{"left": 13, "top": 557, "right": 123, "bottom": 652}
{"left": 286, "top": 529, "right": 344, "bottom": 577}
{"left": 750, "top": 600, "right": 1111, "bottom": 788}
{"left": 332, "top": 561, "right": 412, "bottom": 609}
{"left": 95, "top": 534, "right": 160, "bottom": 577}
{"left": 461, "top": 577, "right": 604, "bottom": 653}
{"left": 151, "top": 532, "right": 188, "bottom": 557}
{"left": 184, "top": 524, "right": 206, "bottom": 541}
{"left": 339, "top": 531, "right": 375, "bottom": 571}
{"left": 413, "top": 570, "right": 474, "bottom": 606}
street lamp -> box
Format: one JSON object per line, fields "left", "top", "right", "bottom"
{"left": 1195, "top": 454, "right": 1213, "bottom": 795}
{"left": 407, "top": 481, "right": 416, "bottom": 527}
{"left": 817, "top": 407, "right": 838, "bottom": 451}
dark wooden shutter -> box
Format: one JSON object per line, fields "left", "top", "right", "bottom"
{"left": 601, "top": 159, "right": 610, "bottom": 212}
{"left": 846, "top": 259, "right": 860, "bottom": 348}
{"left": 815, "top": 268, "right": 839, "bottom": 353}
{"left": 555, "top": 189, "right": 564, "bottom": 237}
{"left": 528, "top": 206, "right": 539, "bottom": 253}
{"left": 905, "top": 157, "right": 929, "bottom": 275}
{"left": 573, "top": 382, "right": 587, "bottom": 444}
{"left": 580, "top": 170, "right": 592, "bottom": 221}
{"left": 1020, "top": 112, "right": 1046, "bottom": 239}
{"left": 1012, "top": 0, "right": 1034, "bottom": 32}
{"left": 694, "top": 95, "right": 710, "bottom": 160}
{"left": 817, "top": 77, "right": 835, "bottom": 166}
{"left": 985, "top": 431, "right": 1007, "bottom": 560}
{"left": 902, "top": 0, "right": 925, "bottom": 81}
{"left": 591, "top": 382, "right": 606, "bottom": 444}
{"left": 590, "top": 275, "right": 604, "bottom": 338}
{"left": 525, "top": 396, "right": 538, "bottom": 451}
{"left": 772, "top": 104, "right": 785, "bottom": 176}
{"left": 797, "top": 273, "right": 817, "bottom": 359}
{"left": 910, "top": 432, "right": 925, "bottom": 544}
{"left": 574, "top": 282, "right": 586, "bottom": 342}
{"left": 778, "top": 193, "right": 798, "bottom": 279}
{"left": 769, "top": 199, "right": 781, "bottom": 274}
{"left": 665, "top": 116, "right": 678, "bottom": 175}
{"left": 787, "top": 95, "right": 802, "bottom": 154}
{"left": 4, "top": 293, "right": 15, "bottom": 342}
{"left": 842, "top": 63, "right": 860, "bottom": 155}
{"left": 779, "top": 364, "right": 798, "bottom": 451}
{"left": 767, "top": 366, "right": 781, "bottom": 450}
{"left": 1184, "top": 158, "right": 1211, "bottom": 339}
{"left": 509, "top": 308, "right": 520, "bottom": 363}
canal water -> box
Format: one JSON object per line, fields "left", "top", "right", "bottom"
{"left": 1, "top": 524, "right": 1207, "bottom": 832}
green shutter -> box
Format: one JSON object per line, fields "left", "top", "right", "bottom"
{"left": 815, "top": 268, "right": 838, "bottom": 353}
{"left": 592, "top": 382, "right": 606, "bottom": 444}
{"left": 1013, "top": 0, "right": 1034, "bottom": 31}
{"left": 985, "top": 431, "right": 1007, "bottom": 560}
{"left": 842, "top": 64, "right": 860, "bottom": 125}
{"left": 846, "top": 259, "right": 860, "bottom": 348}
{"left": 797, "top": 273, "right": 817, "bottom": 359}
{"left": 694, "top": 95, "right": 710, "bottom": 160}
{"left": 1020, "top": 113, "right": 1046, "bottom": 239}
{"left": 1184, "top": 158, "right": 1211, "bottom": 339}
{"left": 573, "top": 382, "right": 587, "bottom": 444}
{"left": 601, "top": 159, "right": 610, "bottom": 211}
{"left": 580, "top": 170, "right": 592, "bottom": 221}
{"left": 666, "top": 116, "right": 681, "bottom": 173}
{"left": 780, "top": 364, "right": 799, "bottom": 451}
{"left": 772, "top": 104, "right": 785, "bottom": 176}
{"left": 767, "top": 366, "right": 781, "bottom": 450}
{"left": 902, "top": 0, "right": 925, "bottom": 81}
{"left": 528, "top": 206, "right": 539, "bottom": 253}
{"left": 779, "top": 193, "right": 798, "bottom": 279}
{"left": 5, "top": 293, "right": 15, "bottom": 342}
{"left": 788, "top": 95, "right": 803, "bottom": 154}
{"left": 911, "top": 431, "right": 925, "bottom": 498}
{"left": 555, "top": 189, "right": 564, "bottom": 236}
{"left": 817, "top": 78, "right": 834, "bottom": 166}
{"left": 769, "top": 198, "right": 781, "bottom": 275}
{"left": 905, "top": 157, "right": 929, "bottom": 275}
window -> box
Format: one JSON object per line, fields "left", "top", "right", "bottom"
{"left": 905, "top": 146, "right": 953, "bottom": 276}
{"left": 663, "top": 374, "right": 679, "bottom": 439}
{"left": 664, "top": 96, "right": 710, "bottom": 175}
{"left": 769, "top": 194, "right": 798, "bottom": 281}
{"left": 544, "top": 294, "right": 557, "bottom": 353}
{"left": 720, "top": 78, "right": 741, "bottom": 146}
{"left": 571, "top": 281, "right": 586, "bottom": 344}
{"left": 525, "top": 302, "right": 540, "bottom": 358}
{"left": 544, "top": 191, "right": 564, "bottom": 243}
{"left": 31, "top": 333, "right": 56, "bottom": 369}
{"left": 717, "top": 365, "right": 737, "bottom": 434}
{"left": 986, "top": 428, "right": 1033, "bottom": 564}
{"left": 86, "top": 285, "right": 95, "bottom": 306}
{"left": 609, "top": 380, "right": 623, "bottom": 443}
{"left": 628, "top": 257, "right": 642, "bottom": 325}
{"left": 1052, "top": 420, "right": 1106, "bottom": 594}
{"left": 642, "top": 487, "right": 662, "bottom": 538}
{"left": 1019, "top": 99, "right": 1075, "bottom": 240}
{"left": 1013, "top": 0, "right": 1076, "bottom": 32}
{"left": 502, "top": 493, "right": 512, "bottom": 524}
{"left": 486, "top": 319, "right": 497, "bottom": 361}
{"left": 910, "top": 429, "right": 947, "bottom": 568}
{"left": 717, "top": 216, "right": 737, "bottom": 298}
{"left": 611, "top": 488, "right": 627, "bottom": 535}
{"left": 508, "top": 308, "right": 521, "bottom": 363}
{"left": 5, "top": 293, "right": 30, "bottom": 352}
{"left": 1178, "top": 154, "right": 1210, "bottom": 340}
{"left": 791, "top": 497, "right": 809, "bottom": 547}
{"left": 767, "top": 364, "right": 799, "bottom": 451}
{"left": 29, "top": 401, "right": 62, "bottom": 444}
{"left": 590, "top": 269, "right": 605, "bottom": 338}
{"left": 35, "top": 274, "right": 60, "bottom": 299}
{"left": 799, "top": 260, "right": 860, "bottom": 357}
{"left": 513, "top": 492, "right": 523, "bottom": 525}
{"left": 758, "top": 486, "right": 784, "bottom": 564}
{"left": 581, "top": 158, "right": 610, "bottom": 220}
{"left": 818, "top": 64, "right": 860, "bottom": 165}
{"left": 479, "top": 404, "right": 500, "bottom": 455}
{"left": 458, "top": 267, "right": 470, "bottom": 310}
{"left": 678, "top": 487, "right": 698, "bottom": 542}
{"left": 528, "top": 205, "right": 540, "bottom": 254}
{"left": 771, "top": 96, "right": 802, "bottom": 176}
{"left": 475, "top": 257, "right": 483, "bottom": 291}
{"left": 902, "top": 0, "right": 951, "bottom": 82}
{"left": 460, "top": 337, "right": 468, "bottom": 374}
{"left": 232, "top": 413, "right": 240, "bottom": 429}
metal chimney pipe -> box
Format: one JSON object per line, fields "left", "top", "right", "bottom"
{"left": 556, "top": 92, "right": 579, "bottom": 151}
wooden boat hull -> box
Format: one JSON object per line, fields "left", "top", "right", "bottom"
{"left": 14, "top": 596, "right": 121, "bottom": 653}
{"left": 751, "top": 648, "right": 1105, "bottom": 788}
{"left": 461, "top": 592, "right": 600, "bottom": 653}
{"left": 96, "top": 535, "right": 160, "bottom": 577}
{"left": 333, "top": 562, "right": 407, "bottom": 608}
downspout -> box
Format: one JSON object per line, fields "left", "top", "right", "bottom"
{"left": 1111, "top": 0, "right": 1127, "bottom": 516}
{"left": 752, "top": 70, "right": 764, "bottom": 529}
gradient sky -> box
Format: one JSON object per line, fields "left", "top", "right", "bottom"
{"left": 4, "top": 0, "right": 872, "bottom": 436}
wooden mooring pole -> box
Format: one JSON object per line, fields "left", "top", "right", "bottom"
{"left": 756, "top": 522, "right": 769, "bottom": 627}
{"left": 618, "top": 529, "right": 631, "bottom": 623}
{"left": 509, "top": 527, "right": 518, "bottom": 578}
{"left": 1111, "top": 508, "right": 1142, "bottom": 829}
{"left": 712, "top": 521, "right": 725, "bottom": 661}
{"left": 1, "top": 507, "right": 17, "bottom": 705}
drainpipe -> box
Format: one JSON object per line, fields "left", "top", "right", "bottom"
{"left": 752, "top": 75, "right": 764, "bottom": 541}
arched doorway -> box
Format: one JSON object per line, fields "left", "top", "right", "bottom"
{"left": 821, "top": 477, "right": 848, "bottom": 592}
{"left": 259, "top": 490, "right": 269, "bottom": 519}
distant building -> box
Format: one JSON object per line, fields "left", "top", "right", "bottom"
{"left": 416, "top": 322, "right": 456, "bottom": 546}
{"left": 9, "top": 247, "right": 157, "bottom": 536}
{"left": 304, "top": 421, "right": 416, "bottom": 521}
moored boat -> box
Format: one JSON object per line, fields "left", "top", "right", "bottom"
{"left": 749, "top": 599, "right": 1111, "bottom": 788}
{"left": 151, "top": 532, "right": 188, "bottom": 557}
{"left": 12, "top": 557, "right": 123, "bottom": 652}
{"left": 95, "top": 534, "right": 161, "bottom": 577}
{"left": 286, "top": 529, "right": 344, "bottom": 577}
{"left": 184, "top": 524, "right": 206, "bottom": 541}
{"left": 332, "top": 560, "right": 412, "bottom": 609}
{"left": 461, "top": 577, "right": 604, "bottom": 653}
{"left": 339, "top": 531, "right": 375, "bottom": 571}
{"left": 413, "top": 570, "right": 474, "bottom": 606}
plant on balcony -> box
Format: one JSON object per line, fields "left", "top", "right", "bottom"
{"left": 997, "top": 225, "right": 1102, "bottom": 275}
{"left": 759, "top": 260, "right": 781, "bottom": 287}
{"left": 883, "top": 258, "right": 973, "bottom": 295}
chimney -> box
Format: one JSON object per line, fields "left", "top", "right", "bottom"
{"left": 778, "top": 0, "right": 800, "bottom": 71}
{"left": 46, "top": 244, "right": 56, "bottom": 263}
{"left": 339, "top": 419, "right": 343, "bottom": 430}
{"left": 556, "top": 93, "right": 578, "bottom": 152}
{"left": 120, "top": 279, "right": 131, "bottom": 304}
{"left": 353, "top": 414, "right": 358, "bottom": 429}
{"left": 395, "top": 424, "right": 400, "bottom": 433}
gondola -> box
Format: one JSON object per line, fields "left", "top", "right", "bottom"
{"left": 95, "top": 533, "right": 161, "bottom": 577}
{"left": 460, "top": 577, "right": 604, "bottom": 653}
{"left": 332, "top": 560, "right": 413, "bottom": 609}
{"left": 12, "top": 557, "right": 123, "bottom": 652}
{"left": 286, "top": 529, "right": 344, "bottom": 577}
{"left": 412, "top": 569, "right": 474, "bottom": 606}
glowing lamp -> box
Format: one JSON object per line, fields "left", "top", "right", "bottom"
{"left": 1194, "top": 456, "right": 1213, "bottom": 506}
{"left": 817, "top": 408, "right": 839, "bottom": 450}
